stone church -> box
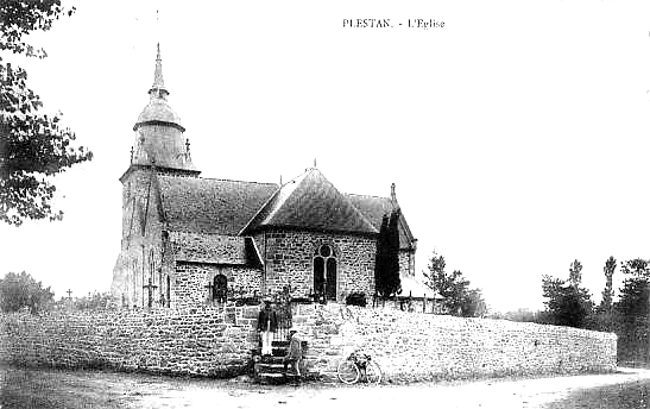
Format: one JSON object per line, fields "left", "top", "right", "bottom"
{"left": 111, "top": 46, "right": 419, "bottom": 309}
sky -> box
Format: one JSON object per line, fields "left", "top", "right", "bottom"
{"left": 1, "top": 0, "right": 650, "bottom": 312}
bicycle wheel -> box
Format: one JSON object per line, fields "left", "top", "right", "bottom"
{"left": 365, "top": 360, "right": 382, "bottom": 384}
{"left": 337, "top": 360, "right": 360, "bottom": 384}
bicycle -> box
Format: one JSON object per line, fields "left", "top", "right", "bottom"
{"left": 337, "top": 350, "right": 382, "bottom": 385}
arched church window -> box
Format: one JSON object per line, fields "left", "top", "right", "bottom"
{"left": 313, "top": 244, "right": 337, "bottom": 301}
{"left": 213, "top": 274, "right": 228, "bottom": 303}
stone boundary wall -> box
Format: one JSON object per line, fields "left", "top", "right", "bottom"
{"left": 0, "top": 304, "right": 617, "bottom": 382}
{"left": 0, "top": 306, "right": 259, "bottom": 377}
{"left": 292, "top": 304, "right": 617, "bottom": 382}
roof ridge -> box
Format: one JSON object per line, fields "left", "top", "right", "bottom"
{"left": 238, "top": 170, "right": 310, "bottom": 235}
{"left": 158, "top": 174, "right": 278, "bottom": 186}
{"left": 168, "top": 230, "right": 243, "bottom": 237}
{"left": 345, "top": 192, "right": 390, "bottom": 200}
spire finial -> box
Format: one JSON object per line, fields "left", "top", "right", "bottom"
{"left": 149, "top": 43, "right": 168, "bottom": 100}
{"left": 391, "top": 183, "right": 396, "bottom": 201}
{"left": 313, "top": 158, "right": 317, "bottom": 168}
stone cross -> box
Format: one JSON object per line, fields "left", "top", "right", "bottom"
{"left": 66, "top": 289, "right": 72, "bottom": 299}
{"left": 142, "top": 278, "right": 158, "bottom": 309}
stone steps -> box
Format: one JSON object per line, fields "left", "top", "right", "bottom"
{"left": 252, "top": 340, "right": 306, "bottom": 384}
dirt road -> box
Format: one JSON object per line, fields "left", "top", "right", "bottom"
{"left": 2, "top": 366, "right": 650, "bottom": 409}
{"left": 135, "top": 368, "right": 650, "bottom": 409}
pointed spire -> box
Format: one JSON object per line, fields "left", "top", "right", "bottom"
{"left": 149, "top": 43, "right": 169, "bottom": 100}
{"left": 390, "top": 182, "right": 400, "bottom": 211}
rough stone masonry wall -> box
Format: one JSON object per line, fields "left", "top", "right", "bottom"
{"left": 0, "top": 304, "right": 617, "bottom": 382}
{"left": 112, "top": 168, "right": 167, "bottom": 308}
{"left": 398, "top": 250, "right": 414, "bottom": 277}
{"left": 174, "top": 263, "right": 262, "bottom": 308}
{"left": 0, "top": 306, "right": 259, "bottom": 377}
{"left": 264, "top": 230, "right": 376, "bottom": 300}
{"left": 291, "top": 304, "right": 617, "bottom": 382}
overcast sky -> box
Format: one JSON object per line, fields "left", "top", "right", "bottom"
{"left": 2, "top": 0, "right": 650, "bottom": 312}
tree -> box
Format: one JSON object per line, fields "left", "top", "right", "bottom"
{"left": 374, "top": 209, "right": 401, "bottom": 297}
{"left": 423, "top": 249, "right": 446, "bottom": 291}
{"left": 599, "top": 256, "right": 616, "bottom": 313}
{"left": 0, "top": 271, "right": 54, "bottom": 313}
{"left": 568, "top": 259, "right": 582, "bottom": 289}
{"left": 541, "top": 260, "right": 594, "bottom": 328}
{"left": 460, "top": 288, "right": 488, "bottom": 317}
{"left": 424, "top": 250, "right": 485, "bottom": 317}
{"left": 615, "top": 258, "right": 650, "bottom": 363}
{"left": 1, "top": 0, "right": 93, "bottom": 226}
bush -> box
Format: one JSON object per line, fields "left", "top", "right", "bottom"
{"left": 345, "top": 292, "right": 367, "bottom": 307}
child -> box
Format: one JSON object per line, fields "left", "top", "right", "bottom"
{"left": 284, "top": 328, "right": 303, "bottom": 376}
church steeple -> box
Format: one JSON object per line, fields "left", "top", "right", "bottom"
{"left": 149, "top": 43, "right": 169, "bottom": 100}
{"left": 128, "top": 44, "right": 198, "bottom": 173}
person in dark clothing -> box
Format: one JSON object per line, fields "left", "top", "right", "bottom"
{"left": 257, "top": 298, "right": 277, "bottom": 356}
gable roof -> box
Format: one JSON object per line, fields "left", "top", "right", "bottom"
{"left": 346, "top": 193, "right": 416, "bottom": 250}
{"left": 241, "top": 168, "right": 378, "bottom": 236}
{"left": 157, "top": 175, "right": 278, "bottom": 235}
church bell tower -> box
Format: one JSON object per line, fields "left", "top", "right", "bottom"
{"left": 130, "top": 43, "right": 198, "bottom": 172}
{"left": 112, "top": 44, "right": 199, "bottom": 308}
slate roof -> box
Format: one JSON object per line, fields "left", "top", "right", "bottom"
{"left": 134, "top": 98, "right": 184, "bottom": 131}
{"left": 170, "top": 232, "right": 263, "bottom": 266}
{"left": 156, "top": 169, "right": 416, "bottom": 248}
{"left": 346, "top": 193, "right": 416, "bottom": 250}
{"left": 241, "top": 168, "right": 378, "bottom": 235}
{"left": 157, "top": 175, "right": 278, "bottom": 235}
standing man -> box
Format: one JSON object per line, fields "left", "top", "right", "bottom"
{"left": 257, "top": 297, "right": 277, "bottom": 356}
